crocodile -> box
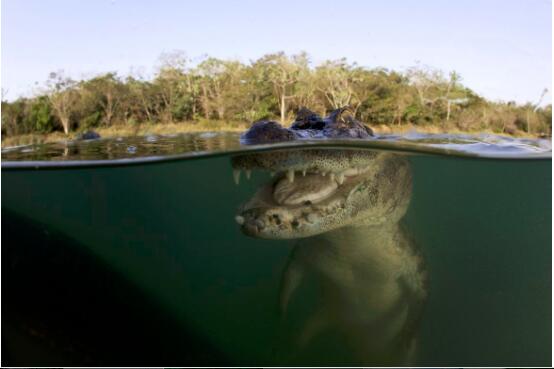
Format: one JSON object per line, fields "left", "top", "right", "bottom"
{"left": 231, "top": 108, "right": 427, "bottom": 365}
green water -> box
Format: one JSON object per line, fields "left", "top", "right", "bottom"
{"left": 1, "top": 134, "right": 552, "bottom": 366}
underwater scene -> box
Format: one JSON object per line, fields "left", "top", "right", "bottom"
{"left": 1, "top": 132, "right": 551, "bottom": 367}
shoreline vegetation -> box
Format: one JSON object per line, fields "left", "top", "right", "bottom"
{"left": 2, "top": 51, "right": 551, "bottom": 148}
{"left": 0, "top": 120, "right": 541, "bottom": 148}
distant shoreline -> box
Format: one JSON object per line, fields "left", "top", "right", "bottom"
{"left": 1, "top": 120, "right": 543, "bottom": 148}
{"left": 2, "top": 55, "right": 551, "bottom": 148}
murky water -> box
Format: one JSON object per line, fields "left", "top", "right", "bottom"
{"left": 1, "top": 132, "right": 551, "bottom": 366}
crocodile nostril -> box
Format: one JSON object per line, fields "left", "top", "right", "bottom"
{"left": 271, "top": 214, "right": 282, "bottom": 225}
{"left": 291, "top": 220, "right": 299, "bottom": 228}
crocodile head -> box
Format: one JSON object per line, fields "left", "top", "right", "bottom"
{"left": 232, "top": 108, "right": 412, "bottom": 239}
{"left": 241, "top": 107, "right": 374, "bottom": 143}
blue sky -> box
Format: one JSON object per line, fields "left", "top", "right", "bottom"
{"left": 2, "top": 0, "right": 552, "bottom": 105}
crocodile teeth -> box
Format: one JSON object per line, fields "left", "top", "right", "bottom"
{"left": 235, "top": 215, "right": 245, "bottom": 225}
{"left": 287, "top": 169, "right": 295, "bottom": 183}
{"left": 245, "top": 170, "right": 252, "bottom": 180}
{"left": 337, "top": 173, "right": 345, "bottom": 185}
{"left": 330, "top": 173, "right": 335, "bottom": 182}
{"left": 342, "top": 168, "right": 359, "bottom": 176}
{"left": 321, "top": 172, "right": 327, "bottom": 177}
{"left": 302, "top": 169, "right": 307, "bottom": 176}
{"left": 274, "top": 174, "right": 338, "bottom": 206}
{"left": 233, "top": 169, "right": 241, "bottom": 185}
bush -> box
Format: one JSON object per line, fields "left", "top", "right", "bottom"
{"left": 25, "top": 96, "right": 56, "bottom": 133}
{"left": 80, "top": 111, "right": 102, "bottom": 129}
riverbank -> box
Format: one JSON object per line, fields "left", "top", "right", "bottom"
{"left": 0, "top": 120, "right": 542, "bottom": 148}
{"left": 1, "top": 120, "right": 248, "bottom": 148}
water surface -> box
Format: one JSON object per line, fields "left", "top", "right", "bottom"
{"left": 2, "top": 132, "right": 551, "bottom": 168}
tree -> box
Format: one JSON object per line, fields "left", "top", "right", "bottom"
{"left": 255, "top": 52, "right": 308, "bottom": 122}
{"left": 525, "top": 88, "right": 549, "bottom": 133}
{"left": 226, "top": 61, "right": 272, "bottom": 122}
{"left": 126, "top": 76, "right": 160, "bottom": 123}
{"left": 195, "top": 58, "right": 248, "bottom": 120}
{"left": 25, "top": 96, "right": 56, "bottom": 133}
{"left": 406, "top": 65, "right": 467, "bottom": 125}
{"left": 1, "top": 52, "right": 550, "bottom": 141}
{"left": 1, "top": 99, "right": 26, "bottom": 136}
{"left": 80, "top": 73, "right": 126, "bottom": 126}
{"left": 350, "top": 69, "right": 412, "bottom": 125}
{"left": 46, "top": 71, "right": 78, "bottom": 134}
{"left": 154, "top": 50, "right": 197, "bottom": 122}
{"left": 315, "top": 58, "right": 361, "bottom": 111}
{"left": 197, "top": 58, "right": 228, "bottom": 119}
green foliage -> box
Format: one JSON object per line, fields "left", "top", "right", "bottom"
{"left": 1, "top": 52, "right": 550, "bottom": 138}
{"left": 25, "top": 96, "right": 56, "bottom": 133}
{"left": 2, "top": 99, "right": 27, "bottom": 136}
{"left": 80, "top": 111, "right": 103, "bottom": 129}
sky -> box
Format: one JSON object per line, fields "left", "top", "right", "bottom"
{"left": 1, "top": 0, "right": 552, "bottom": 105}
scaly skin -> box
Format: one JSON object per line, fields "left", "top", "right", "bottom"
{"left": 232, "top": 108, "right": 427, "bottom": 365}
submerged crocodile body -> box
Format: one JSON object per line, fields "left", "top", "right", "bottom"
{"left": 232, "top": 108, "right": 427, "bottom": 365}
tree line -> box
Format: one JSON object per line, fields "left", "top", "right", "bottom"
{"left": 1, "top": 51, "right": 551, "bottom": 137}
